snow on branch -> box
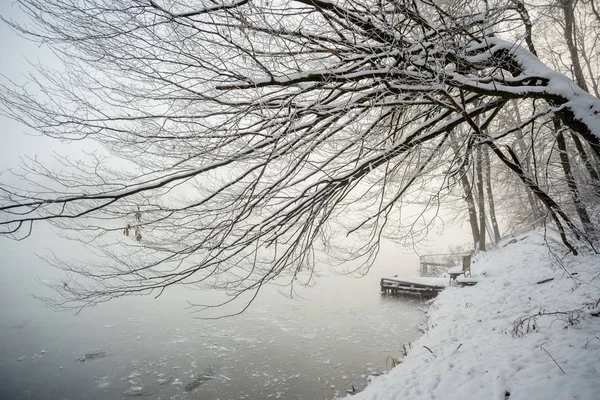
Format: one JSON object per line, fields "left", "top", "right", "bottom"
{"left": 148, "top": 0, "right": 250, "bottom": 18}
{"left": 1, "top": 0, "right": 599, "bottom": 310}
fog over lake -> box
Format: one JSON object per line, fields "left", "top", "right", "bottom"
{"left": 0, "top": 231, "right": 428, "bottom": 400}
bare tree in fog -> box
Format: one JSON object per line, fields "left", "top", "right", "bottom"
{"left": 1, "top": 0, "right": 599, "bottom": 312}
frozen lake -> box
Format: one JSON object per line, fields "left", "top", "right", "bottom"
{"left": 0, "top": 234, "right": 427, "bottom": 400}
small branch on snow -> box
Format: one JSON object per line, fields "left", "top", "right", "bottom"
{"left": 536, "top": 278, "right": 554, "bottom": 284}
{"left": 423, "top": 345, "right": 434, "bottom": 355}
{"left": 511, "top": 309, "right": 583, "bottom": 337}
{"left": 540, "top": 346, "right": 566, "bottom": 375}
{"left": 584, "top": 337, "right": 600, "bottom": 349}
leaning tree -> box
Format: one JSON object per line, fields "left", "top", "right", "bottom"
{"left": 1, "top": 0, "right": 599, "bottom": 312}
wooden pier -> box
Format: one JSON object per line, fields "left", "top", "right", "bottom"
{"left": 380, "top": 276, "right": 447, "bottom": 297}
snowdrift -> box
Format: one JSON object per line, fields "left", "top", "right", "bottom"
{"left": 347, "top": 232, "right": 600, "bottom": 400}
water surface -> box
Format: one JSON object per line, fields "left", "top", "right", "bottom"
{"left": 0, "top": 235, "right": 426, "bottom": 400}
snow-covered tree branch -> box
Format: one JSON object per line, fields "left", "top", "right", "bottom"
{"left": 0, "top": 0, "right": 598, "bottom": 310}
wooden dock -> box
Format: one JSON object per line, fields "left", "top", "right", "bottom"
{"left": 380, "top": 276, "right": 447, "bottom": 297}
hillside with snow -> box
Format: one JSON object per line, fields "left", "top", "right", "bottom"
{"left": 348, "top": 232, "right": 600, "bottom": 400}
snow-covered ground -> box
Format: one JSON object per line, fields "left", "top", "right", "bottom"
{"left": 347, "top": 232, "right": 600, "bottom": 400}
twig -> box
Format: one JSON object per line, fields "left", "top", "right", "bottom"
{"left": 536, "top": 278, "right": 554, "bottom": 284}
{"left": 541, "top": 346, "right": 566, "bottom": 375}
{"left": 423, "top": 345, "right": 434, "bottom": 355}
{"left": 584, "top": 337, "right": 600, "bottom": 349}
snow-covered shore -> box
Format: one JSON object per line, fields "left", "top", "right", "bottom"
{"left": 347, "top": 232, "right": 600, "bottom": 400}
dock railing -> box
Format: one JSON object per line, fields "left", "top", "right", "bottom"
{"left": 419, "top": 252, "right": 473, "bottom": 277}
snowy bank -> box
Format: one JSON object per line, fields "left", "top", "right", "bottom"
{"left": 347, "top": 232, "right": 600, "bottom": 400}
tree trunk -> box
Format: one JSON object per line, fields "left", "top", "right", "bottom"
{"left": 561, "top": 0, "right": 600, "bottom": 173}
{"left": 461, "top": 169, "right": 481, "bottom": 250}
{"left": 476, "top": 146, "right": 486, "bottom": 251}
{"left": 511, "top": 101, "right": 544, "bottom": 224}
{"left": 483, "top": 147, "right": 501, "bottom": 243}
{"left": 562, "top": 0, "right": 589, "bottom": 91}
{"left": 513, "top": 0, "right": 537, "bottom": 56}
{"left": 450, "top": 135, "right": 480, "bottom": 249}
{"left": 554, "top": 118, "right": 595, "bottom": 240}
{"left": 569, "top": 133, "right": 600, "bottom": 197}
{"left": 487, "top": 141, "right": 580, "bottom": 255}
{"left": 570, "top": 133, "right": 600, "bottom": 179}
